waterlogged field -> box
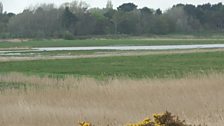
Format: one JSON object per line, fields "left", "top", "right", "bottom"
{"left": 0, "top": 73, "right": 223, "bottom": 126}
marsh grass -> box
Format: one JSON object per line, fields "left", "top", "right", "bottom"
{"left": 1, "top": 51, "right": 224, "bottom": 78}
{"left": 0, "top": 73, "right": 224, "bottom": 126}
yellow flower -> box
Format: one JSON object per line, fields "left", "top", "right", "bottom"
{"left": 79, "top": 121, "right": 92, "bottom": 126}
{"left": 126, "top": 117, "right": 152, "bottom": 126}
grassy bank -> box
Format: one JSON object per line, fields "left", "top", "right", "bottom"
{"left": 0, "top": 51, "right": 224, "bottom": 78}
{"left": 1, "top": 39, "right": 224, "bottom": 48}
{"left": 0, "top": 73, "right": 223, "bottom": 126}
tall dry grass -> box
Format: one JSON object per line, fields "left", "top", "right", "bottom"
{"left": 0, "top": 73, "right": 224, "bottom": 126}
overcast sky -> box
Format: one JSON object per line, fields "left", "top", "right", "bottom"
{"left": 1, "top": 0, "right": 224, "bottom": 13}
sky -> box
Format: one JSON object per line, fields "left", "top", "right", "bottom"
{"left": 1, "top": 0, "right": 224, "bottom": 13}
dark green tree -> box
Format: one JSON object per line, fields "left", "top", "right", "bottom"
{"left": 61, "top": 7, "right": 78, "bottom": 29}
{"left": 140, "top": 7, "right": 153, "bottom": 16}
{"left": 116, "top": 11, "right": 140, "bottom": 34}
{"left": 0, "top": 2, "right": 3, "bottom": 14}
{"left": 139, "top": 7, "right": 155, "bottom": 34}
{"left": 106, "top": 0, "right": 113, "bottom": 9}
{"left": 183, "top": 4, "right": 197, "bottom": 17}
{"left": 0, "top": 4, "right": 15, "bottom": 36}
{"left": 74, "top": 13, "right": 96, "bottom": 35}
{"left": 117, "top": 3, "right": 137, "bottom": 12}
{"left": 155, "top": 9, "right": 162, "bottom": 15}
{"left": 104, "top": 9, "right": 115, "bottom": 19}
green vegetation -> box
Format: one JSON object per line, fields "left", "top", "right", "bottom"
{"left": 1, "top": 51, "right": 224, "bottom": 78}
{"left": 1, "top": 39, "right": 224, "bottom": 48}
{"left": 1, "top": 1, "right": 224, "bottom": 38}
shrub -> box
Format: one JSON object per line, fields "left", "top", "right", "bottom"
{"left": 127, "top": 111, "right": 206, "bottom": 126}
{"left": 78, "top": 111, "right": 206, "bottom": 126}
{"left": 63, "top": 31, "right": 74, "bottom": 40}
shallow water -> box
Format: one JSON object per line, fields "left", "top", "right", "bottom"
{"left": 34, "top": 44, "right": 224, "bottom": 51}
{"left": 1, "top": 44, "right": 224, "bottom": 56}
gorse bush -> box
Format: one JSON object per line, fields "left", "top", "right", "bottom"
{"left": 126, "top": 111, "right": 203, "bottom": 126}
{"left": 79, "top": 111, "right": 206, "bottom": 126}
{"left": 79, "top": 122, "right": 92, "bottom": 126}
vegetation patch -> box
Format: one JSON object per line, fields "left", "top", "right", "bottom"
{"left": 79, "top": 111, "right": 206, "bottom": 126}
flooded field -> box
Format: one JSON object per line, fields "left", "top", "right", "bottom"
{"left": 34, "top": 44, "right": 224, "bottom": 51}
{"left": 1, "top": 44, "right": 224, "bottom": 56}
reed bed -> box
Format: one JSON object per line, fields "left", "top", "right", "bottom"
{"left": 0, "top": 73, "right": 223, "bottom": 126}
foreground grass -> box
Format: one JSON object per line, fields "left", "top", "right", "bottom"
{"left": 0, "top": 51, "right": 224, "bottom": 78}
{"left": 1, "top": 39, "right": 224, "bottom": 48}
{"left": 0, "top": 73, "right": 223, "bottom": 126}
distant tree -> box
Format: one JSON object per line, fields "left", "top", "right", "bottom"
{"left": 103, "top": 8, "right": 116, "bottom": 34}
{"left": 211, "top": 2, "right": 223, "bottom": 10}
{"left": 139, "top": 7, "right": 155, "bottom": 34}
{"left": 8, "top": 4, "right": 63, "bottom": 38}
{"left": 173, "top": 4, "right": 185, "bottom": 8}
{"left": 8, "top": 10, "right": 33, "bottom": 37}
{"left": 111, "top": 11, "right": 124, "bottom": 34}
{"left": 155, "top": 9, "right": 162, "bottom": 15}
{"left": 89, "top": 8, "right": 104, "bottom": 17}
{"left": 61, "top": 1, "right": 89, "bottom": 15}
{"left": 33, "top": 4, "right": 63, "bottom": 37}
{"left": 117, "top": 3, "right": 137, "bottom": 12}
{"left": 209, "top": 3, "right": 224, "bottom": 31}
{"left": 166, "top": 6, "right": 190, "bottom": 32}
{"left": 74, "top": 13, "right": 96, "bottom": 35}
{"left": 5, "top": 2, "right": 224, "bottom": 38}
{"left": 0, "top": 2, "right": 3, "bottom": 14}
{"left": 106, "top": 0, "right": 113, "bottom": 9}
{"left": 198, "top": 3, "right": 211, "bottom": 10}
{"left": 183, "top": 4, "right": 197, "bottom": 17}
{"left": 89, "top": 8, "right": 110, "bottom": 34}
{"left": 151, "top": 16, "right": 171, "bottom": 34}
{"left": 167, "top": 4, "right": 203, "bottom": 32}
{"left": 116, "top": 10, "right": 140, "bottom": 34}
{"left": 104, "top": 0, "right": 115, "bottom": 19}
{"left": 61, "top": 7, "right": 78, "bottom": 29}
{"left": 140, "top": 7, "right": 153, "bottom": 15}
{"left": 104, "top": 9, "right": 115, "bottom": 19}
{"left": 7, "top": 13, "right": 15, "bottom": 17}
{"left": 0, "top": 3, "right": 15, "bottom": 36}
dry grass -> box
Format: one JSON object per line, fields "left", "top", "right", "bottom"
{"left": 0, "top": 73, "right": 224, "bottom": 126}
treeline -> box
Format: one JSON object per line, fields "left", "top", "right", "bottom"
{"left": 0, "top": 1, "right": 224, "bottom": 39}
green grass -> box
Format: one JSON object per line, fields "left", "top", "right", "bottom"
{"left": 0, "top": 51, "right": 224, "bottom": 78}
{"left": 1, "top": 39, "right": 224, "bottom": 48}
